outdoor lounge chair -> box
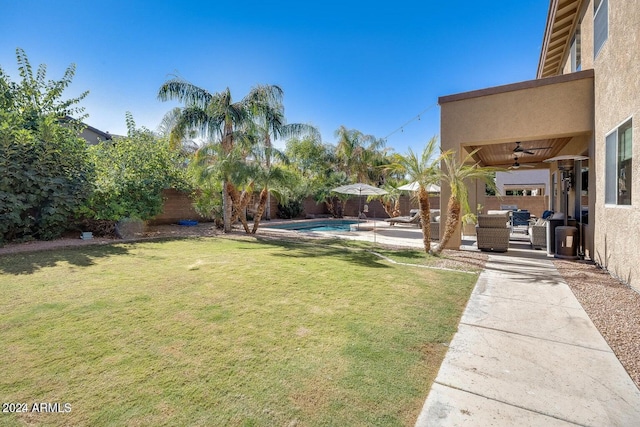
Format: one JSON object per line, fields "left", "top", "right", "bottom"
{"left": 475, "top": 213, "right": 509, "bottom": 252}
{"left": 384, "top": 209, "right": 421, "bottom": 227}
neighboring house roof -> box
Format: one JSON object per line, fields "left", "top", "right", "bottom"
{"left": 62, "top": 116, "right": 114, "bottom": 145}
{"left": 82, "top": 122, "right": 113, "bottom": 141}
{"left": 79, "top": 123, "right": 114, "bottom": 145}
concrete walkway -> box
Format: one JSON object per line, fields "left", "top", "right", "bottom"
{"left": 415, "top": 241, "right": 640, "bottom": 426}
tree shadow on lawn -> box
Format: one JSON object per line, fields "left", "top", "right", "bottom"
{"left": 253, "top": 237, "right": 391, "bottom": 269}
{"left": 0, "top": 244, "right": 131, "bottom": 275}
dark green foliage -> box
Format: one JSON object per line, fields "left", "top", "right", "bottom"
{"left": 0, "top": 49, "right": 93, "bottom": 244}
{"left": 276, "top": 199, "right": 304, "bottom": 219}
{"left": 0, "top": 113, "right": 93, "bottom": 243}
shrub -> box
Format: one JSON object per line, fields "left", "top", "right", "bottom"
{"left": 0, "top": 113, "right": 93, "bottom": 243}
{"left": 277, "top": 200, "right": 304, "bottom": 219}
{"left": 83, "top": 114, "right": 191, "bottom": 222}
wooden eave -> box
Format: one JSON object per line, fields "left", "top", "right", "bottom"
{"left": 537, "top": 0, "right": 583, "bottom": 78}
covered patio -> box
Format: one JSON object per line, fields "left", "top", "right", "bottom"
{"left": 438, "top": 69, "right": 594, "bottom": 257}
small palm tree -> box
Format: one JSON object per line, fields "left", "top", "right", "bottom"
{"left": 191, "top": 141, "right": 254, "bottom": 233}
{"left": 431, "top": 149, "right": 500, "bottom": 255}
{"left": 388, "top": 136, "right": 444, "bottom": 254}
{"left": 251, "top": 165, "right": 294, "bottom": 233}
{"left": 376, "top": 183, "right": 402, "bottom": 218}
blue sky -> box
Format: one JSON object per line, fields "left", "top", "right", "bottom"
{"left": 1, "top": 1, "right": 548, "bottom": 154}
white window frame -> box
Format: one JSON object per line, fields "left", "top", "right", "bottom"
{"left": 570, "top": 23, "right": 581, "bottom": 72}
{"left": 605, "top": 117, "right": 633, "bottom": 206}
{"left": 594, "top": 0, "right": 608, "bottom": 58}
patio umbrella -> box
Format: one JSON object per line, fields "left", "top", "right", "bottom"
{"left": 397, "top": 181, "right": 441, "bottom": 193}
{"left": 331, "top": 183, "right": 388, "bottom": 226}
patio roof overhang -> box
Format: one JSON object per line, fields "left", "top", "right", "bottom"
{"left": 537, "top": 0, "right": 584, "bottom": 79}
{"left": 438, "top": 69, "right": 594, "bottom": 168}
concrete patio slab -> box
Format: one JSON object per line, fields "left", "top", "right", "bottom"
{"left": 430, "top": 324, "right": 640, "bottom": 426}
{"left": 416, "top": 383, "right": 576, "bottom": 426}
{"left": 416, "top": 251, "right": 640, "bottom": 427}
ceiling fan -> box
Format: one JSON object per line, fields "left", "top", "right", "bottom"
{"left": 509, "top": 155, "right": 535, "bottom": 170}
{"left": 513, "top": 141, "right": 552, "bottom": 155}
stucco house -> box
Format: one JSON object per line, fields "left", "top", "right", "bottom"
{"left": 438, "top": 0, "right": 638, "bottom": 290}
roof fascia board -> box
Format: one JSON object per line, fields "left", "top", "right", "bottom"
{"left": 438, "top": 69, "right": 593, "bottom": 105}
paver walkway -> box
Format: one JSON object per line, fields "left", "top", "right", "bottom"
{"left": 415, "top": 244, "right": 640, "bottom": 426}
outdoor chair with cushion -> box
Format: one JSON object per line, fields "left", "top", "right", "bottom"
{"left": 510, "top": 210, "right": 531, "bottom": 234}
{"left": 475, "top": 213, "right": 510, "bottom": 252}
{"left": 528, "top": 218, "right": 547, "bottom": 250}
{"left": 430, "top": 209, "right": 440, "bottom": 240}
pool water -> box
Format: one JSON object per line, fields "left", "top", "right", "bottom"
{"left": 266, "top": 220, "right": 359, "bottom": 232}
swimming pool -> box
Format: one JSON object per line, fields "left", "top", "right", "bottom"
{"left": 265, "top": 219, "right": 359, "bottom": 232}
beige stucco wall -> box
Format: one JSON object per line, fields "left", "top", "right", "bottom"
{"left": 440, "top": 74, "right": 594, "bottom": 147}
{"left": 591, "top": 1, "right": 640, "bottom": 290}
{"left": 439, "top": 73, "right": 594, "bottom": 249}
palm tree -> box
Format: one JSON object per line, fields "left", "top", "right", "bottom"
{"left": 191, "top": 140, "right": 255, "bottom": 233}
{"left": 249, "top": 85, "right": 319, "bottom": 219}
{"left": 334, "top": 126, "right": 385, "bottom": 182}
{"left": 388, "top": 136, "right": 444, "bottom": 253}
{"left": 377, "top": 183, "right": 402, "bottom": 218}
{"left": 251, "top": 165, "right": 294, "bottom": 233}
{"left": 158, "top": 79, "right": 283, "bottom": 232}
{"left": 431, "top": 149, "right": 500, "bottom": 255}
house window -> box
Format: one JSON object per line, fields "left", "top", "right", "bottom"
{"left": 605, "top": 119, "right": 633, "bottom": 205}
{"left": 594, "top": 0, "right": 608, "bottom": 58}
{"left": 570, "top": 24, "right": 581, "bottom": 72}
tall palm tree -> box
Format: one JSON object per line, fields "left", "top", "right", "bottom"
{"left": 249, "top": 85, "right": 319, "bottom": 219}
{"left": 334, "top": 126, "right": 385, "bottom": 182}
{"left": 431, "top": 149, "right": 500, "bottom": 255}
{"left": 388, "top": 136, "right": 444, "bottom": 254}
{"left": 158, "top": 79, "right": 282, "bottom": 232}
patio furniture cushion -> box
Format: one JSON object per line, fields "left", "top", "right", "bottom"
{"left": 486, "top": 210, "right": 511, "bottom": 217}
{"left": 477, "top": 213, "right": 509, "bottom": 228}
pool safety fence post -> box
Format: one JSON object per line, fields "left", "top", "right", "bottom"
{"left": 373, "top": 207, "right": 376, "bottom": 244}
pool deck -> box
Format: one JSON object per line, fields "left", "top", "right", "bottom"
{"left": 264, "top": 218, "right": 433, "bottom": 248}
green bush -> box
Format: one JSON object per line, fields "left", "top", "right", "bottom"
{"left": 0, "top": 48, "right": 93, "bottom": 244}
{"left": 277, "top": 200, "right": 304, "bottom": 219}
{"left": 0, "top": 114, "right": 93, "bottom": 243}
{"left": 83, "top": 116, "right": 191, "bottom": 222}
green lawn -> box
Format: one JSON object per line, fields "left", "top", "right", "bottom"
{"left": 0, "top": 237, "right": 477, "bottom": 426}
